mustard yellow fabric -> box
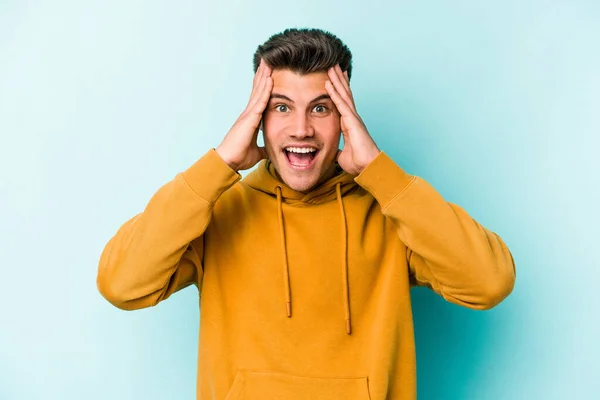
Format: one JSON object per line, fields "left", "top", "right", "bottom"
{"left": 97, "top": 148, "right": 516, "bottom": 399}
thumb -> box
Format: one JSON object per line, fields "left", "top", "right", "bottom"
{"left": 258, "top": 146, "right": 268, "bottom": 160}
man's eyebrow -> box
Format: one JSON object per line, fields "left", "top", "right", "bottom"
{"left": 269, "top": 93, "right": 332, "bottom": 103}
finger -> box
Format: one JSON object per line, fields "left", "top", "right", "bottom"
{"left": 333, "top": 65, "right": 354, "bottom": 109}
{"left": 325, "top": 79, "right": 355, "bottom": 119}
{"left": 343, "top": 70, "right": 353, "bottom": 94}
{"left": 249, "top": 60, "right": 263, "bottom": 100}
{"left": 249, "top": 75, "right": 273, "bottom": 115}
{"left": 251, "top": 61, "right": 273, "bottom": 104}
{"left": 249, "top": 59, "right": 271, "bottom": 103}
{"left": 253, "top": 59, "right": 264, "bottom": 88}
{"left": 328, "top": 66, "right": 356, "bottom": 111}
{"left": 248, "top": 74, "right": 268, "bottom": 114}
{"left": 248, "top": 61, "right": 269, "bottom": 107}
{"left": 336, "top": 64, "right": 352, "bottom": 95}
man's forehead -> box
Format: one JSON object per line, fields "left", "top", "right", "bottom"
{"left": 271, "top": 68, "right": 329, "bottom": 86}
{"left": 270, "top": 69, "right": 331, "bottom": 103}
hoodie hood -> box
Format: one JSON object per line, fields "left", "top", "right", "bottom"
{"left": 242, "top": 158, "right": 358, "bottom": 334}
{"left": 243, "top": 159, "right": 358, "bottom": 204}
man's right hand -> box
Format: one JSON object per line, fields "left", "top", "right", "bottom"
{"left": 216, "top": 59, "right": 273, "bottom": 172}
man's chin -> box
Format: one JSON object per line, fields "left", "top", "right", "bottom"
{"left": 288, "top": 182, "right": 317, "bottom": 193}
{"left": 281, "top": 173, "right": 318, "bottom": 193}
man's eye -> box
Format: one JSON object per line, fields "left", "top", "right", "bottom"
{"left": 313, "top": 105, "right": 328, "bottom": 113}
{"left": 275, "top": 105, "right": 288, "bottom": 112}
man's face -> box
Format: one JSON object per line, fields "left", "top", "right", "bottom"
{"left": 261, "top": 69, "right": 341, "bottom": 193}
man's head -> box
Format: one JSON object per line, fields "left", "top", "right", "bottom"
{"left": 253, "top": 28, "right": 353, "bottom": 193}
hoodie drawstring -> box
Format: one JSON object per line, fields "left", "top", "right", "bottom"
{"left": 276, "top": 186, "right": 292, "bottom": 318}
{"left": 275, "top": 183, "right": 352, "bottom": 335}
{"left": 336, "top": 183, "right": 352, "bottom": 335}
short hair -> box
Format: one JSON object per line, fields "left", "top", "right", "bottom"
{"left": 252, "top": 28, "right": 353, "bottom": 81}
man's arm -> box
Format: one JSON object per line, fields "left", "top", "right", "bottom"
{"left": 97, "top": 149, "right": 240, "bottom": 310}
{"left": 97, "top": 59, "right": 274, "bottom": 310}
{"left": 325, "top": 64, "right": 515, "bottom": 309}
{"left": 355, "top": 151, "right": 516, "bottom": 310}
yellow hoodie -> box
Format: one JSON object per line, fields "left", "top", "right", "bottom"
{"left": 97, "top": 148, "right": 516, "bottom": 399}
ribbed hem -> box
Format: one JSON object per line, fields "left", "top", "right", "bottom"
{"left": 179, "top": 148, "right": 241, "bottom": 204}
{"left": 354, "top": 151, "right": 417, "bottom": 209}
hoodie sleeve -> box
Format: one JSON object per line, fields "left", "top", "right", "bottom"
{"left": 97, "top": 149, "right": 241, "bottom": 311}
{"left": 355, "top": 151, "right": 516, "bottom": 310}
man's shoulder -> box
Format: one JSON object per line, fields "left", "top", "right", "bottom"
{"left": 212, "top": 180, "right": 263, "bottom": 211}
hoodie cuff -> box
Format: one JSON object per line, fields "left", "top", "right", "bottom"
{"left": 354, "top": 151, "right": 417, "bottom": 209}
{"left": 179, "top": 148, "right": 241, "bottom": 204}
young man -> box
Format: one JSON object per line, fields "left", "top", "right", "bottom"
{"left": 97, "top": 28, "right": 516, "bottom": 399}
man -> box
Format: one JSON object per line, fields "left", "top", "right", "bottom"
{"left": 97, "top": 28, "right": 516, "bottom": 399}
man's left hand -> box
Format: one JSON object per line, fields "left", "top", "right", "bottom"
{"left": 325, "top": 64, "right": 380, "bottom": 175}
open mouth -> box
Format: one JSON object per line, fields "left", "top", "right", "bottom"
{"left": 283, "top": 147, "right": 319, "bottom": 170}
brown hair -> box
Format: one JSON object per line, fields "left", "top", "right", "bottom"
{"left": 253, "top": 28, "right": 353, "bottom": 80}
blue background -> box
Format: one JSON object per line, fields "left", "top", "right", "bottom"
{"left": 1, "top": 0, "right": 598, "bottom": 398}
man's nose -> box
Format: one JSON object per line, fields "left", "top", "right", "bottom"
{"left": 291, "top": 113, "right": 315, "bottom": 138}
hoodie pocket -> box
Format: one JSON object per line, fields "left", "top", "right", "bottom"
{"left": 224, "top": 370, "right": 372, "bottom": 400}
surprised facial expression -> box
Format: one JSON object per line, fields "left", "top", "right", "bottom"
{"left": 261, "top": 69, "right": 342, "bottom": 193}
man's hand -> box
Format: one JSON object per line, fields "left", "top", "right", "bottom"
{"left": 325, "top": 64, "right": 380, "bottom": 175}
{"left": 216, "top": 59, "right": 273, "bottom": 171}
